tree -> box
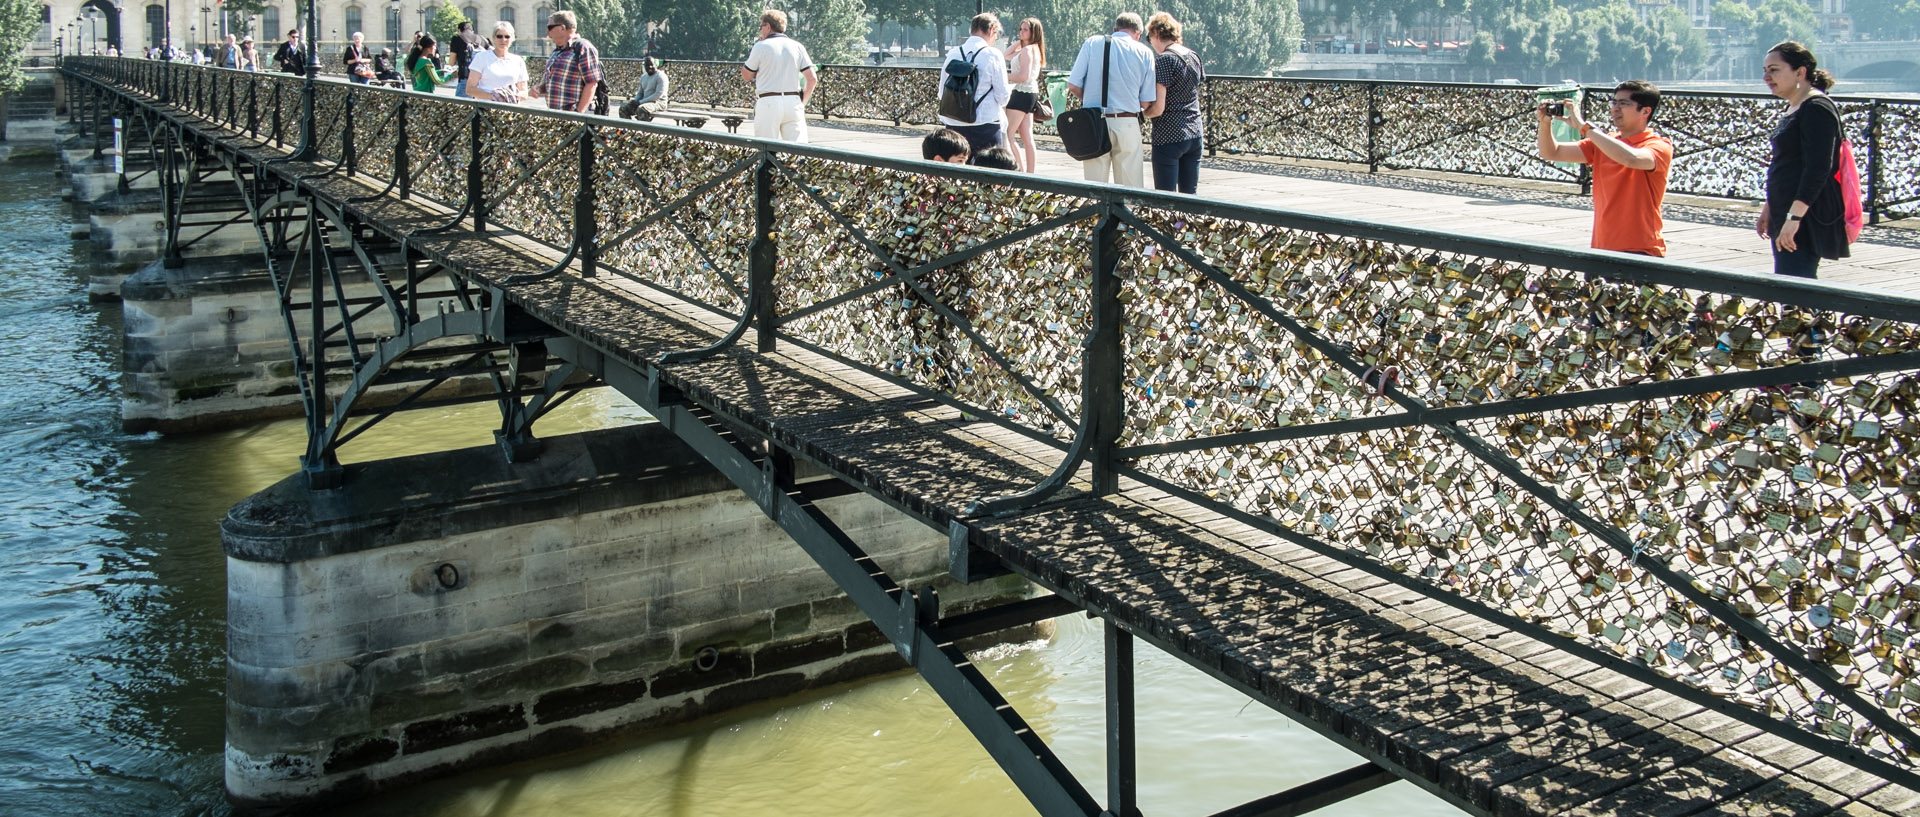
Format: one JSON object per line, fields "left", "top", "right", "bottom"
{"left": 1710, "top": 0, "right": 1756, "bottom": 38}
{"left": 0, "top": 0, "right": 37, "bottom": 96}
{"left": 1848, "top": 0, "right": 1920, "bottom": 39}
{"left": 650, "top": 0, "right": 759, "bottom": 61}
{"left": 789, "top": 0, "right": 870, "bottom": 64}
{"left": 1465, "top": 29, "right": 1497, "bottom": 66}
{"left": 426, "top": 0, "right": 468, "bottom": 47}
{"left": 1751, "top": 0, "right": 1816, "bottom": 56}
{"left": 1023, "top": 0, "right": 1303, "bottom": 76}
{"left": 571, "top": 0, "right": 644, "bottom": 57}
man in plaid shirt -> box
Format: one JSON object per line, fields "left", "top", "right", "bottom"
{"left": 531, "top": 10, "right": 601, "bottom": 113}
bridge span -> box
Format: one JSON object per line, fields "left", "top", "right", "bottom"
{"left": 58, "top": 58, "right": 1920, "bottom": 817}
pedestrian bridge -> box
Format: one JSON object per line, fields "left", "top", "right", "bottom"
{"left": 60, "top": 58, "right": 1920, "bottom": 817}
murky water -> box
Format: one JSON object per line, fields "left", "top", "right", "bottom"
{"left": 0, "top": 157, "right": 1462, "bottom": 817}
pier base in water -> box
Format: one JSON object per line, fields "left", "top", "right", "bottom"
{"left": 221, "top": 423, "right": 1027, "bottom": 812}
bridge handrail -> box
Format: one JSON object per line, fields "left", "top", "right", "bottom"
{"left": 517, "top": 55, "right": 1920, "bottom": 223}
{"left": 66, "top": 56, "right": 1920, "bottom": 790}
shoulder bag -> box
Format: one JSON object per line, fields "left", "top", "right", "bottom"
{"left": 1056, "top": 38, "right": 1112, "bottom": 161}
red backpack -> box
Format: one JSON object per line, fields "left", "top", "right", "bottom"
{"left": 1837, "top": 139, "right": 1864, "bottom": 243}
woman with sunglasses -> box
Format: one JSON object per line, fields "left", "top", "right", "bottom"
{"left": 467, "top": 22, "right": 530, "bottom": 103}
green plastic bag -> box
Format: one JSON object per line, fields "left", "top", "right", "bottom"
{"left": 1536, "top": 86, "right": 1582, "bottom": 169}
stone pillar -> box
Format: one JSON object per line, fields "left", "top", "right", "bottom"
{"left": 222, "top": 424, "right": 1028, "bottom": 811}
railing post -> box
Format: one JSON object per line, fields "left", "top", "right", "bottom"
{"left": 467, "top": 109, "right": 485, "bottom": 233}
{"left": 396, "top": 100, "right": 411, "bottom": 199}
{"left": 1087, "top": 205, "right": 1124, "bottom": 497}
{"left": 751, "top": 152, "right": 777, "bottom": 353}
{"left": 343, "top": 91, "right": 358, "bottom": 178}
{"left": 1203, "top": 76, "right": 1214, "bottom": 158}
{"left": 1867, "top": 100, "right": 1882, "bottom": 225}
{"left": 575, "top": 127, "right": 596, "bottom": 277}
{"left": 1103, "top": 621, "right": 1139, "bottom": 817}
{"left": 302, "top": 200, "right": 340, "bottom": 489}
{"left": 1366, "top": 84, "right": 1380, "bottom": 173}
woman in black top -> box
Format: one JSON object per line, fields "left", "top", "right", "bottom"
{"left": 1758, "top": 41, "right": 1848, "bottom": 279}
{"left": 1143, "top": 12, "right": 1205, "bottom": 194}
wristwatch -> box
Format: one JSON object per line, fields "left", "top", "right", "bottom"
{"left": 1785, "top": 212, "right": 1803, "bottom": 222}
{"left": 1578, "top": 123, "right": 1591, "bottom": 137}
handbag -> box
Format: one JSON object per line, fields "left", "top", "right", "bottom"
{"left": 1035, "top": 92, "right": 1055, "bottom": 124}
{"left": 1056, "top": 37, "right": 1112, "bottom": 161}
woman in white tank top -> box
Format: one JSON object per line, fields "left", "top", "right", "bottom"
{"left": 1002, "top": 18, "right": 1047, "bottom": 173}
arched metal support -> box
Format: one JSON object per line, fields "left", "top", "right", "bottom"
{"left": 658, "top": 152, "right": 775, "bottom": 364}
{"left": 968, "top": 208, "right": 1124, "bottom": 518}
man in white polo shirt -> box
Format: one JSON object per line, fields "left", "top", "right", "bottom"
{"left": 1066, "top": 12, "right": 1157, "bottom": 187}
{"left": 740, "top": 9, "right": 817, "bottom": 143}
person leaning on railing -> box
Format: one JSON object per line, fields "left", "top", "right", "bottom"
{"left": 407, "top": 34, "right": 452, "bottom": 93}
{"left": 1758, "top": 41, "right": 1849, "bottom": 280}
{"left": 467, "top": 23, "right": 530, "bottom": 103}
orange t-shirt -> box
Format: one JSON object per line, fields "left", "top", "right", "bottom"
{"left": 1579, "top": 130, "right": 1672, "bottom": 256}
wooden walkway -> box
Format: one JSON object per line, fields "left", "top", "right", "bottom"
{"left": 793, "top": 121, "right": 1920, "bottom": 295}
{"left": 167, "top": 102, "right": 1920, "bottom": 816}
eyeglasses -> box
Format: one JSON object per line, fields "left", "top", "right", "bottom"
{"left": 494, "top": 34, "right": 511, "bottom": 39}
{"left": 546, "top": 23, "right": 564, "bottom": 31}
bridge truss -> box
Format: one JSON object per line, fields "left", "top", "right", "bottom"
{"left": 62, "top": 57, "right": 1920, "bottom": 817}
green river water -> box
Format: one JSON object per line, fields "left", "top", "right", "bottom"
{"left": 0, "top": 157, "right": 1463, "bottom": 817}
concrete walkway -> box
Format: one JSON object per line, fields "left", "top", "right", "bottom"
{"left": 793, "top": 121, "right": 1920, "bottom": 296}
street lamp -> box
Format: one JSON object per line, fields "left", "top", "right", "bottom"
{"left": 163, "top": 0, "right": 173, "bottom": 61}
{"left": 84, "top": 8, "right": 98, "bottom": 56}
{"left": 191, "top": 24, "right": 198, "bottom": 56}
{"left": 200, "top": 6, "right": 211, "bottom": 55}
{"left": 389, "top": 0, "right": 401, "bottom": 53}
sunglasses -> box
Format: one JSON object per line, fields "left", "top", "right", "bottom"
{"left": 546, "top": 23, "right": 564, "bottom": 31}
{"left": 494, "top": 34, "right": 512, "bottom": 39}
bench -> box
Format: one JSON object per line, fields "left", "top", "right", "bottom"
{"left": 625, "top": 106, "right": 745, "bottom": 134}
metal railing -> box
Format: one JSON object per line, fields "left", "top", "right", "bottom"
{"left": 69, "top": 56, "right": 1920, "bottom": 790}
{"left": 529, "top": 56, "right": 1920, "bottom": 223}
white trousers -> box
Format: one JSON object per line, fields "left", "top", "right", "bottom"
{"left": 753, "top": 95, "right": 808, "bottom": 143}
{"left": 1081, "top": 116, "right": 1145, "bottom": 188}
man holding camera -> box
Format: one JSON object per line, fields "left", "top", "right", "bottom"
{"left": 1536, "top": 81, "right": 1673, "bottom": 256}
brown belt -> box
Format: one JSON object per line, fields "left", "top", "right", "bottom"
{"left": 758, "top": 91, "right": 803, "bottom": 98}
{"left": 1103, "top": 111, "right": 1141, "bottom": 118}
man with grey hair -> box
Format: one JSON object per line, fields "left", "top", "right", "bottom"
{"left": 1066, "top": 12, "right": 1157, "bottom": 187}
{"left": 741, "top": 9, "right": 817, "bottom": 143}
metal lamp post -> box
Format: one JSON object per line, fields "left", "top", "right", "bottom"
{"left": 389, "top": 0, "right": 401, "bottom": 54}
{"left": 190, "top": 24, "right": 197, "bottom": 56}
{"left": 163, "top": 0, "right": 172, "bottom": 60}
{"left": 200, "top": 6, "right": 210, "bottom": 55}
{"left": 85, "top": 8, "right": 98, "bottom": 55}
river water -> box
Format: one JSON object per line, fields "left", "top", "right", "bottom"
{"left": 0, "top": 156, "right": 1463, "bottom": 817}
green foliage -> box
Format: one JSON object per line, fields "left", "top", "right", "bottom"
{"left": 1465, "top": 29, "right": 1497, "bottom": 66}
{"left": 1014, "top": 0, "right": 1302, "bottom": 76}
{"left": 1710, "top": 0, "right": 1756, "bottom": 35}
{"left": 224, "top": 0, "right": 270, "bottom": 38}
{"left": 650, "top": 0, "right": 758, "bottom": 61}
{"left": 570, "top": 0, "right": 644, "bottom": 56}
{"left": 426, "top": 0, "right": 468, "bottom": 47}
{"left": 0, "top": 0, "right": 37, "bottom": 95}
{"left": 1482, "top": 0, "right": 1705, "bottom": 80}
{"left": 1849, "top": 0, "right": 1920, "bottom": 39}
{"left": 1751, "top": 0, "right": 1817, "bottom": 55}
{"left": 789, "top": 0, "right": 871, "bottom": 64}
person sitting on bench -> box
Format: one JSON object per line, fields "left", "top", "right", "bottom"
{"left": 621, "top": 58, "right": 670, "bottom": 119}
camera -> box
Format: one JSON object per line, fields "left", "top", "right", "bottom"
{"left": 1541, "top": 100, "right": 1569, "bottom": 116}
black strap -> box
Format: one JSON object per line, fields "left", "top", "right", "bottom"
{"left": 1100, "top": 37, "right": 1111, "bottom": 109}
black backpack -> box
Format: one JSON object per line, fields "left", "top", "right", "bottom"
{"left": 593, "top": 75, "right": 609, "bottom": 116}
{"left": 938, "top": 47, "right": 985, "bottom": 123}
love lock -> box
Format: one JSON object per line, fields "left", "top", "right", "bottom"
{"left": 1359, "top": 365, "right": 1400, "bottom": 397}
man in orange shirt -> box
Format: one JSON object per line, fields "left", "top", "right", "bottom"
{"left": 1537, "top": 81, "right": 1672, "bottom": 256}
